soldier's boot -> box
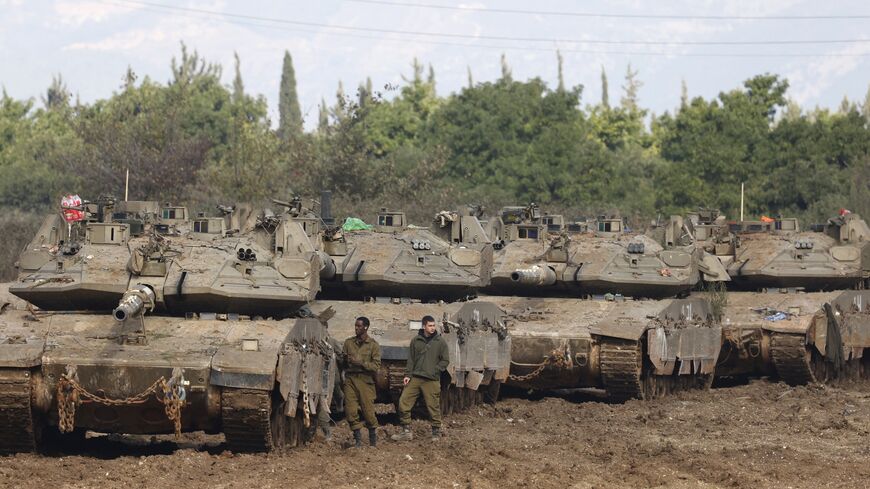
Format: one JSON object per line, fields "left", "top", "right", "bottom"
{"left": 321, "top": 424, "right": 333, "bottom": 442}
{"left": 352, "top": 429, "right": 362, "bottom": 448}
{"left": 390, "top": 425, "right": 413, "bottom": 442}
{"left": 368, "top": 428, "right": 377, "bottom": 447}
{"left": 431, "top": 426, "right": 442, "bottom": 440}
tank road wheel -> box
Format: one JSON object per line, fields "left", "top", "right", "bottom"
{"left": 0, "top": 369, "right": 44, "bottom": 454}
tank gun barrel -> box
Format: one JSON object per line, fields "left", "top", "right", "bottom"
{"left": 271, "top": 198, "right": 292, "bottom": 208}
{"left": 317, "top": 251, "right": 337, "bottom": 280}
{"left": 112, "top": 285, "right": 155, "bottom": 322}
{"left": 510, "top": 265, "right": 557, "bottom": 286}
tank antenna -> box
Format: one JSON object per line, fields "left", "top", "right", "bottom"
{"left": 740, "top": 182, "right": 744, "bottom": 222}
{"left": 124, "top": 168, "right": 130, "bottom": 201}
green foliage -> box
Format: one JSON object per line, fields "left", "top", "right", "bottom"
{"left": 0, "top": 208, "right": 44, "bottom": 281}
{"left": 2, "top": 51, "right": 870, "bottom": 282}
{"left": 278, "top": 51, "right": 303, "bottom": 139}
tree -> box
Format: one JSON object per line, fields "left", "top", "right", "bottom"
{"left": 556, "top": 50, "right": 565, "bottom": 92}
{"left": 278, "top": 50, "right": 302, "bottom": 139}
{"left": 620, "top": 63, "right": 641, "bottom": 112}
{"left": 600, "top": 66, "right": 609, "bottom": 109}
{"left": 500, "top": 53, "right": 512, "bottom": 82}
{"left": 318, "top": 98, "right": 329, "bottom": 132}
{"left": 654, "top": 74, "right": 791, "bottom": 215}
{"left": 232, "top": 51, "right": 245, "bottom": 102}
{"left": 863, "top": 84, "right": 870, "bottom": 123}
{"left": 680, "top": 79, "right": 688, "bottom": 109}
{"left": 43, "top": 75, "right": 70, "bottom": 111}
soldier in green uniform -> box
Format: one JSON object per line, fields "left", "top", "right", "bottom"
{"left": 342, "top": 316, "right": 381, "bottom": 447}
{"left": 391, "top": 315, "right": 449, "bottom": 442}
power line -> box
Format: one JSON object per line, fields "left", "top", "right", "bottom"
{"left": 348, "top": 0, "right": 870, "bottom": 21}
{"left": 101, "top": 1, "right": 870, "bottom": 58}
{"left": 111, "top": 0, "right": 870, "bottom": 46}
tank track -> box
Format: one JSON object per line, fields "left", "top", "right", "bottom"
{"left": 769, "top": 333, "right": 818, "bottom": 386}
{"left": 221, "top": 388, "right": 275, "bottom": 453}
{"left": 0, "top": 369, "right": 38, "bottom": 454}
{"left": 599, "top": 337, "right": 715, "bottom": 402}
{"left": 599, "top": 338, "right": 645, "bottom": 402}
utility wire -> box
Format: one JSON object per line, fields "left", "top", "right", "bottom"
{"left": 111, "top": 0, "right": 870, "bottom": 46}
{"left": 102, "top": 1, "right": 870, "bottom": 58}
{"left": 349, "top": 0, "right": 870, "bottom": 21}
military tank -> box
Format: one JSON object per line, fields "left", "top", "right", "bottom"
{"left": 1, "top": 196, "right": 337, "bottom": 454}
{"left": 482, "top": 203, "right": 728, "bottom": 298}
{"left": 11, "top": 198, "right": 320, "bottom": 317}
{"left": 690, "top": 209, "right": 870, "bottom": 291}
{"left": 0, "top": 278, "right": 337, "bottom": 454}
{"left": 713, "top": 290, "right": 870, "bottom": 386}
{"left": 482, "top": 295, "right": 721, "bottom": 401}
{"left": 272, "top": 194, "right": 492, "bottom": 302}
{"left": 684, "top": 208, "right": 870, "bottom": 386}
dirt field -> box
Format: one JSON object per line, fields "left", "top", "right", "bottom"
{"left": 1, "top": 380, "right": 868, "bottom": 489}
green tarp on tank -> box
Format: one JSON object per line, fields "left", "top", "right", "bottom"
{"left": 342, "top": 217, "right": 373, "bottom": 231}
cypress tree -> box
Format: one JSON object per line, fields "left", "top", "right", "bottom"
{"left": 232, "top": 52, "right": 245, "bottom": 102}
{"left": 600, "top": 66, "right": 609, "bottom": 108}
{"left": 278, "top": 50, "right": 302, "bottom": 139}
{"left": 318, "top": 97, "right": 329, "bottom": 132}
{"left": 863, "top": 85, "right": 870, "bottom": 122}
{"left": 621, "top": 63, "right": 642, "bottom": 111}
{"left": 556, "top": 50, "right": 565, "bottom": 92}
{"left": 500, "top": 53, "right": 512, "bottom": 82}
{"left": 680, "top": 79, "right": 688, "bottom": 109}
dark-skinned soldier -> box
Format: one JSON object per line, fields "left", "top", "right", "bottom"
{"left": 342, "top": 316, "right": 381, "bottom": 447}
{"left": 391, "top": 315, "right": 449, "bottom": 441}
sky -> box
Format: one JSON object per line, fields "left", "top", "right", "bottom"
{"left": 1, "top": 0, "right": 869, "bottom": 129}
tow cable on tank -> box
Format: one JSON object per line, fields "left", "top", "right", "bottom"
{"left": 56, "top": 366, "right": 187, "bottom": 437}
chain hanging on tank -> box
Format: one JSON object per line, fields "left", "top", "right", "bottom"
{"left": 56, "top": 365, "right": 187, "bottom": 437}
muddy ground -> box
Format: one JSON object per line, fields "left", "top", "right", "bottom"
{"left": 0, "top": 380, "right": 868, "bottom": 489}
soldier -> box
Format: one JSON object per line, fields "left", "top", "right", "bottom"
{"left": 342, "top": 316, "right": 381, "bottom": 447}
{"left": 391, "top": 315, "right": 449, "bottom": 442}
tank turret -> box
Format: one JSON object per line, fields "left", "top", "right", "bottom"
{"left": 706, "top": 211, "right": 870, "bottom": 291}
{"left": 483, "top": 205, "right": 725, "bottom": 298}
{"left": 281, "top": 196, "right": 493, "bottom": 302}
{"left": 10, "top": 196, "right": 321, "bottom": 317}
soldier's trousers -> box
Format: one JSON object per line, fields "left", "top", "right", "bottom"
{"left": 397, "top": 376, "right": 442, "bottom": 428}
{"left": 343, "top": 373, "right": 378, "bottom": 431}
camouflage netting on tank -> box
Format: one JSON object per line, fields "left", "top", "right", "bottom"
{"left": 341, "top": 217, "right": 372, "bottom": 231}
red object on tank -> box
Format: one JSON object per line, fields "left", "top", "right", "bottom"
{"left": 61, "top": 194, "right": 84, "bottom": 222}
